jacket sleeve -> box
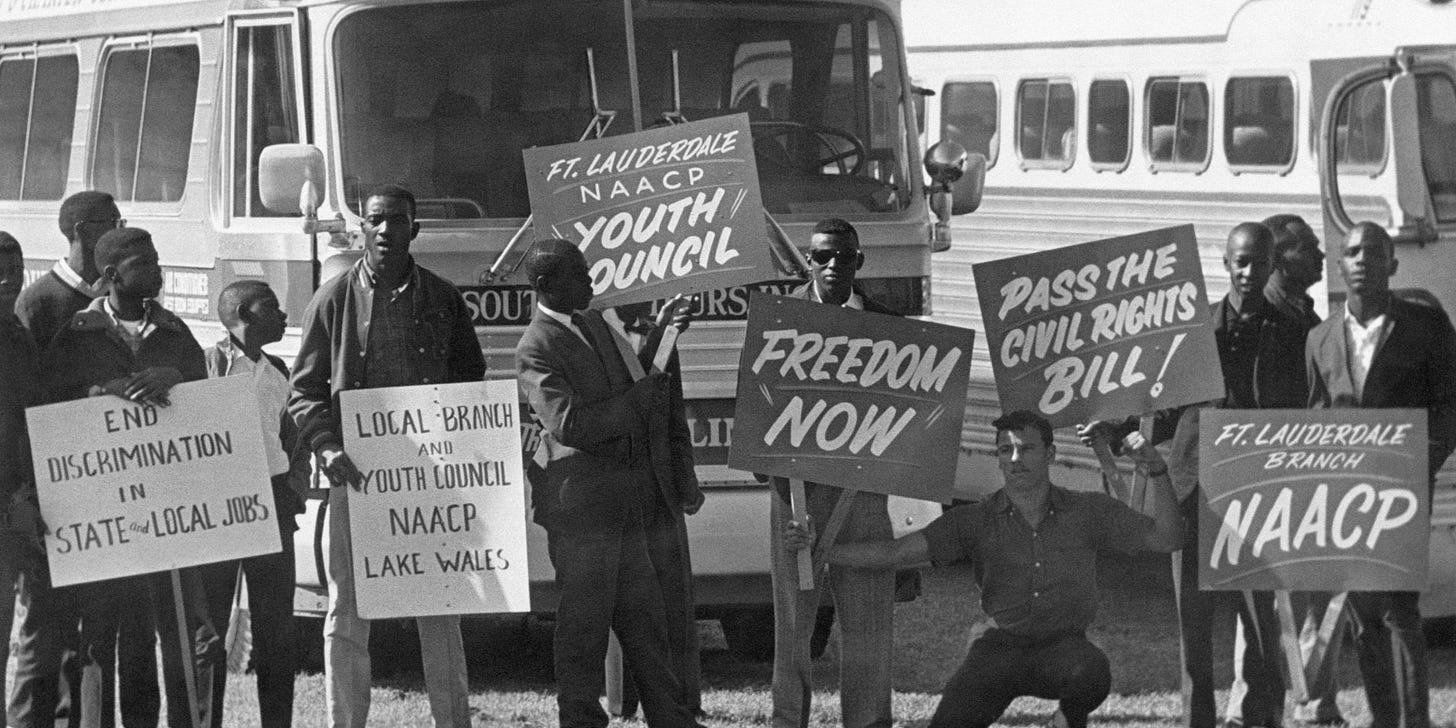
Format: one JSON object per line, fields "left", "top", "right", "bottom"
{"left": 39, "top": 326, "right": 100, "bottom": 403}
{"left": 288, "top": 291, "right": 339, "bottom": 454}
{"left": 1306, "top": 330, "right": 1331, "bottom": 410}
{"left": 446, "top": 287, "right": 486, "bottom": 383}
{"left": 1423, "top": 310, "right": 1456, "bottom": 474}
{"left": 516, "top": 333, "right": 643, "bottom": 449}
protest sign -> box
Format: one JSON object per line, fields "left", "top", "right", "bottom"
{"left": 972, "top": 225, "right": 1223, "bottom": 428}
{"left": 522, "top": 114, "right": 776, "bottom": 307}
{"left": 26, "top": 377, "right": 280, "bottom": 587}
{"left": 727, "top": 293, "right": 973, "bottom": 502}
{"left": 339, "top": 380, "right": 529, "bottom": 618}
{"left": 1198, "top": 409, "right": 1429, "bottom": 591}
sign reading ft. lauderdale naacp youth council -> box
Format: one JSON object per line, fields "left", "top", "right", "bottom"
{"left": 972, "top": 224, "right": 1224, "bottom": 427}
{"left": 339, "top": 380, "right": 529, "bottom": 619}
{"left": 1199, "top": 409, "right": 1429, "bottom": 591}
{"left": 26, "top": 377, "right": 280, "bottom": 587}
{"left": 727, "top": 294, "right": 973, "bottom": 503}
{"left": 522, "top": 113, "right": 776, "bottom": 308}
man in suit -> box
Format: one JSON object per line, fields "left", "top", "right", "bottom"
{"left": 1306, "top": 221, "right": 1456, "bottom": 728}
{"left": 768, "top": 217, "right": 897, "bottom": 728}
{"left": 515, "top": 238, "right": 700, "bottom": 728}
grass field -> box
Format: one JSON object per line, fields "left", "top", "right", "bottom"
{"left": 209, "top": 553, "right": 1456, "bottom": 727}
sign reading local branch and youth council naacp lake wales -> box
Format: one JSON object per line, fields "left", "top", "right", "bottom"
{"left": 26, "top": 377, "right": 280, "bottom": 587}
{"left": 728, "top": 294, "right": 973, "bottom": 503}
{"left": 1199, "top": 409, "right": 1429, "bottom": 591}
{"left": 339, "top": 381, "right": 529, "bottom": 619}
{"left": 973, "top": 225, "right": 1225, "bottom": 428}
{"left": 522, "top": 113, "right": 776, "bottom": 308}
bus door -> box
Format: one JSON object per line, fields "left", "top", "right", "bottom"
{"left": 1314, "top": 50, "right": 1456, "bottom": 617}
{"left": 219, "top": 10, "right": 313, "bottom": 326}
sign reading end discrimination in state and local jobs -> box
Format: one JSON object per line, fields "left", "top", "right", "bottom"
{"left": 340, "top": 380, "right": 529, "bottom": 619}
{"left": 26, "top": 377, "right": 281, "bottom": 587}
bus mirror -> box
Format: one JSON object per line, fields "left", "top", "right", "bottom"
{"left": 1389, "top": 72, "right": 1431, "bottom": 230}
{"left": 952, "top": 152, "right": 987, "bottom": 216}
{"left": 925, "top": 139, "right": 967, "bottom": 187}
{"left": 259, "top": 144, "right": 326, "bottom": 216}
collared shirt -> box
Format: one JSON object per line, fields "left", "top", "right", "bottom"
{"left": 921, "top": 486, "right": 1155, "bottom": 638}
{"left": 51, "top": 259, "right": 104, "bottom": 298}
{"left": 357, "top": 257, "right": 412, "bottom": 295}
{"left": 94, "top": 297, "right": 155, "bottom": 352}
{"left": 215, "top": 338, "right": 290, "bottom": 476}
{"left": 812, "top": 281, "right": 863, "bottom": 310}
{"left": 1343, "top": 304, "right": 1390, "bottom": 403}
{"left": 538, "top": 302, "right": 594, "bottom": 348}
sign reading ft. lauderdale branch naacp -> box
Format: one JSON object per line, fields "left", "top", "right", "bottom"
{"left": 727, "top": 294, "right": 973, "bottom": 503}
{"left": 339, "top": 380, "right": 529, "bottom": 619}
{"left": 972, "top": 225, "right": 1223, "bottom": 428}
{"left": 522, "top": 113, "right": 775, "bottom": 308}
{"left": 1199, "top": 409, "right": 1429, "bottom": 591}
{"left": 26, "top": 377, "right": 280, "bottom": 587}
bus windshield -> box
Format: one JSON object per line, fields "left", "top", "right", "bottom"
{"left": 334, "top": 0, "right": 911, "bottom": 221}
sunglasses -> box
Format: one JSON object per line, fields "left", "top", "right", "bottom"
{"left": 79, "top": 218, "right": 126, "bottom": 229}
{"left": 808, "top": 249, "right": 860, "bottom": 265}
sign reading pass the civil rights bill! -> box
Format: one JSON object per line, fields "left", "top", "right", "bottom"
{"left": 26, "top": 377, "right": 281, "bottom": 587}
{"left": 339, "top": 380, "right": 530, "bottom": 619}
{"left": 728, "top": 294, "right": 973, "bottom": 503}
{"left": 973, "top": 225, "right": 1223, "bottom": 428}
{"left": 522, "top": 114, "right": 776, "bottom": 308}
{"left": 1199, "top": 409, "right": 1429, "bottom": 591}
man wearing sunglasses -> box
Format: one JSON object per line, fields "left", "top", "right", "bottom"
{"left": 767, "top": 218, "right": 899, "bottom": 728}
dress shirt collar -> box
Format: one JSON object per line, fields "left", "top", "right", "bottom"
{"left": 357, "top": 256, "right": 415, "bottom": 294}
{"left": 812, "top": 280, "right": 863, "bottom": 310}
{"left": 538, "top": 302, "right": 594, "bottom": 347}
{"left": 52, "top": 259, "right": 104, "bottom": 297}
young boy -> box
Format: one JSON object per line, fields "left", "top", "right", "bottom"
{"left": 41, "top": 227, "right": 217, "bottom": 728}
{"left": 200, "top": 280, "right": 301, "bottom": 728}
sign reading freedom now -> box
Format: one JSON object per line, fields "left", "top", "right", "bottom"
{"left": 340, "top": 381, "right": 530, "bottom": 619}
{"left": 972, "top": 225, "right": 1223, "bottom": 427}
{"left": 26, "top": 377, "right": 280, "bottom": 587}
{"left": 522, "top": 114, "right": 776, "bottom": 308}
{"left": 727, "top": 294, "right": 973, "bottom": 503}
{"left": 1198, "top": 409, "right": 1429, "bottom": 591}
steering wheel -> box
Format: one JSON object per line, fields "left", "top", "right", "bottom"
{"left": 751, "top": 121, "right": 867, "bottom": 176}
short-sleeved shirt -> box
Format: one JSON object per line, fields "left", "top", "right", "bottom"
{"left": 921, "top": 485, "right": 1155, "bottom": 638}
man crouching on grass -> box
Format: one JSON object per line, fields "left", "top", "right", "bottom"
{"left": 785, "top": 410, "right": 1182, "bottom": 728}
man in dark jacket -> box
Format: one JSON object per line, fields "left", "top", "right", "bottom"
{"left": 289, "top": 184, "right": 482, "bottom": 728}
{"left": 1305, "top": 222, "right": 1456, "bottom": 728}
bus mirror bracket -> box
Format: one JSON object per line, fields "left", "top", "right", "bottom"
{"left": 923, "top": 142, "right": 984, "bottom": 247}
{"left": 1389, "top": 60, "right": 1438, "bottom": 245}
{"left": 259, "top": 143, "right": 345, "bottom": 237}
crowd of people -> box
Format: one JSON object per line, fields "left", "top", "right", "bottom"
{"left": 0, "top": 185, "right": 1451, "bottom": 728}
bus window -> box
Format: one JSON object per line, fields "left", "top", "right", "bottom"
{"left": 92, "top": 44, "right": 200, "bottom": 203}
{"left": 232, "top": 24, "right": 301, "bottom": 218}
{"left": 941, "top": 81, "right": 998, "bottom": 168}
{"left": 1088, "top": 79, "right": 1130, "bottom": 170}
{"left": 1224, "top": 76, "right": 1294, "bottom": 169}
{"left": 1334, "top": 77, "right": 1385, "bottom": 174}
{"left": 0, "top": 54, "right": 78, "bottom": 201}
{"left": 1017, "top": 79, "right": 1075, "bottom": 169}
{"left": 1416, "top": 72, "right": 1456, "bottom": 222}
{"left": 1145, "top": 77, "right": 1209, "bottom": 171}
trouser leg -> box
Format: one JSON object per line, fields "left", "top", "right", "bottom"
{"left": 116, "top": 599, "right": 159, "bottom": 728}
{"left": 1029, "top": 634, "right": 1112, "bottom": 728}
{"left": 627, "top": 507, "right": 699, "bottom": 717}
{"left": 1347, "top": 591, "right": 1427, "bottom": 728}
{"left": 1176, "top": 495, "right": 1219, "bottom": 728}
{"left": 769, "top": 480, "right": 815, "bottom": 728}
{"left": 78, "top": 580, "right": 125, "bottom": 728}
{"left": 1292, "top": 592, "right": 1345, "bottom": 723}
{"left": 324, "top": 491, "right": 370, "bottom": 728}
{"left": 927, "top": 633, "right": 1026, "bottom": 728}
{"left": 611, "top": 517, "right": 691, "bottom": 728}
{"left": 417, "top": 615, "right": 469, "bottom": 728}
{"left": 1233, "top": 591, "right": 1285, "bottom": 727}
{"left": 9, "top": 568, "right": 83, "bottom": 728}
{"left": 831, "top": 492, "right": 893, "bottom": 728}
{"left": 0, "top": 540, "right": 22, "bottom": 727}
{"left": 548, "top": 526, "right": 618, "bottom": 728}
{"left": 244, "top": 538, "right": 298, "bottom": 728}
{"left": 153, "top": 568, "right": 224, "bottom": 728}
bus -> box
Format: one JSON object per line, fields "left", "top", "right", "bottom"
{"left": 905, "top": 0, "right": 1456, "bottom": 615}
{"left": 0, "top": 0, "right": 971, "bottom": 655}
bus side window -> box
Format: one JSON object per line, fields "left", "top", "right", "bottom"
{"left": 1334, "top": 77, "right": 1386, "bottom": 174}
{"left": 941, "top": 81, "right": 997, "bottom": 168}
{"left": 1088, "top": 79, "right": 1130, "bottom": 171}
{"left": 1145, "top": 77, "right": 1210, "bottom": 171}
{"left": 1224, "top": 76, "right": 1294, "bottom": 170}
{"left": 0, "top": 53, "right": 78, "bottom": 201}
{"left": 1416, "top": 72, "right": 1456, "bottom": 223}
{"left": 92, "top": 43, "right": 200, "bottom": 203}
{"left": 232, "top": 24, "right": 302, "bottom": 218}
{"left": 1017, "top": 78, "right": 1075, "bottom": 169}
